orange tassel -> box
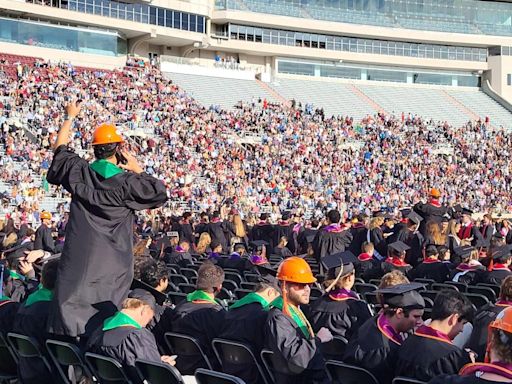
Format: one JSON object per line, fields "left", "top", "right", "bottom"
{"left": 488, "top": 258, "right": 494, "bottom": 272}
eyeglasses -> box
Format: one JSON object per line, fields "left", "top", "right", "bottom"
{"left": 290, "top": 282, "right": 312, "bottom": 290}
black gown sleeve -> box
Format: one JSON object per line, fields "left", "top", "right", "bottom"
{"left": 42, "top": 227, "right": 56, "bottom": 254}
{"left": 121, "top": 329, "right": 162, "bottom": 366}
{"left": 46, "top": 145, "right": 88, "bottom": 192}
{"left": 124, "top": 173, "right": 168, "bottom": 210}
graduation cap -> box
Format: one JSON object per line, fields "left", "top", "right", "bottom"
{"left": 441, "top": 214, "right": 451, "bottom": 223}
{"left": 378, "top": 283, "right": 425, "bottom": 310}
{"left": 388, "top": 241, "right": 411, "bottom": 254}
{"left": 491, "top": 245, "right": 512, "bottom": 261}
{"left": 453, "top": 245, "right": 475, "bottom": 260}
{"left": 322, "top": 251, "right": 357, "bottom": 281}
{"left": 233, "top": 243, "right": 247, "bottom": 251}
{"left": 130, "top": 279, "right": 167, "bottom": 306}
{"left": 401, "top": 208, "right": 412, "bottom": 219}
{"left": 128, "top": 287, "right": 157, "bottom": 311}
{"left": 251, "top": 240, "right": 269, "bottom": 252}
{"left": 462, "top": 208, "right": 474, "bottom": 216}
{"left": 255, "top": 264, "right": 279, "bottom": 288}
{"left": 373, "top": 210, "right": 385, "bottom": 218}
{"left": 407, "top": 211, "right": 423, "bottom": 225}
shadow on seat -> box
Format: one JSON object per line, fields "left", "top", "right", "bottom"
{"left": 195, "top": 368, "right": 245, "bottom": 384}
{"left": 325, "top": 360, "right": 379, "bottom": 384}
{"left": 135, "top": 358, "right": 184, "bottom": 384}
{"left": 164, "top": 332, "right": 213, "bottom": 375}
{"left": 85, "top": 352, "right": 133, "bottom": 383}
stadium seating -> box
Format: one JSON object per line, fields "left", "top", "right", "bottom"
{"left": 164, "top": 72, "right": 277, "bottom": 110}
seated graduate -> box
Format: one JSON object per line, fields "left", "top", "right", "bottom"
{"left": 381, "top": 241, "right": 413, "bottom": 276}
{"left": 0, "top": 264, "right": 20, "bottom": 334}
{"left": 429, "top": 306, "right": 512, "bottom": 384}
{"left": 13, "top": 259, "right": 59, "bottom": 384}
{"left": 222, "top": 242, "right": 249, "bottom": 273}
{"left": 467, "top": 275, "right": 512, "bottom": 360}
{"left": 218, "top": 265, "right": 280, "bottom": 384}
{"left": 355, "top": 241, "right": 383, "bottom": 281}
{"left": 451, "top": 246, "right": 486, "bottom": 285}
{"left": 164, "top": 240, "right": 193, "bottom": 267}
{"left": 344, "top": 282, "right": 425, "bottom": 384}
{"left": 396, "top": 290, "right": 476, "bottom": 382}
{"left": 482, "top": 245, "right": 512, "bottom": 285}
{"left": 264, "top": 257, "right": 333, "bottom": 384}
{"left": 87, "top": 289, "right": 176, "bottom": 384}
{"left": 409, "top": 245, "right": 451, "bottom": 283}
{"left": 247, "top": 240, "right": 272, "bottom": 272}
{"left": 170, "top": 261, "right": 226, "bottom": 374}
{"left": 308, "top": 251, "right": 372, "bottom": 351}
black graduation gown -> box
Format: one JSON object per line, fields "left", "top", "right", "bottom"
{"left": 178, "top": 222, "right": 195, "bottom": 246}
{"left": 429, "top": 374, "right": 509, "bottom": 384}
{"left": 369, "top": 227, "right": 388, "bottom": 258}
{"left": 218, "top": 301, "right": 269, "bottom": 384}
{"left": 250, "top": 223, "right": 274, "bottom": 243}
{"left": 348, "top": 224, "right": 369, "bottom": 255}
{"left": 395, "top": 328, "right": 471, "bottom": 381}
{"left": 308, "top": 293, "right": 372, "bottom": 357}
{"left": 0, "top": 299, "right": 19, "bottom": 334}
{"left": 409, "top": 260, "right": 451, "bottom": 283}
{"left": 343, "top": 316, "right": 400, "bottom": 384}
{"left": 170, "top": 299, "right": 226, "bottom": 374}
{"left": 450, "top": 265, "right": 486, "bottom": 285}
{"left": 480, "top": 225, "right": 495, "bottom": 249}
{"left": 4, "top": 240, "right": 34, "bottom": 265}
{"left": 482, "top": 268, "right": 512, "bottom": 285}
{"left": 46, "top": 145, "right": 167, "bottom": 337}
{"left": 313, "top": 228, "right": 353, "bottom": 264}
{"left": 264, "top": 307, "right": 329, "bottom": 384}
{"left": 381, "top": 260, "right": 413, "bottom": 276}
{"left": 297, "top": 228, "right": 318, "bottom": 254}
{"left": 413, "top": 202, "right": 449, "bottom": 235}
{"left": 164, "top": 250, "right": 193, "bottom": 267}
{"left": 356, "top": 257, "right": 383, "bottom": 281}
{"left": 208, "top": 221, "right": 229, "bottom": 252}
{"left": 33, "top": 224, "right": 56, "bottom": 253}
{"left": 13, "top": 300, "right": 53, "bottom": 384}
{"left": 272, "top": 223, "right": 293, "bottom": 253}
{"left": 466, "top": 302, "right": 509, "bottom": 359}
{"left": 87, "top": 324, "right": 162, "bottom": 384}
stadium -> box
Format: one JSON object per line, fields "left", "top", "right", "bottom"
{"left": 2, "top": 0, "right": 512, "bottom": 383}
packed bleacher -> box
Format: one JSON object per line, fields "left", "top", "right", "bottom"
{"left": 3, "top": 53, "right": 512, "bottom": 384}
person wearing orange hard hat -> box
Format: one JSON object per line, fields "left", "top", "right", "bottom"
{"left": 264, "top": 256, "right": 332, "bottom": 384}
{"left": 430, "top": 305, "right": 512, "bottom": 383}
{"left": 413, "top": 187, "right": 451, "bottom": 236}
{"left": 33, "top": 211, "right": 56, "bottom": 254}
{"left": 42, "top": 100, "right": 167, "bottom": 339}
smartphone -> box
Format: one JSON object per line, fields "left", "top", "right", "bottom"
{"left": 170, "top": 355, "right": 177, "bottom": 360}
{"left": 115, "top": 151, "right": 128, "bottom": 165}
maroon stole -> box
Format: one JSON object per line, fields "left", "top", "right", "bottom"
{"left": 460, "top": 362, "right": 512, "bottom": 380}
{"left": 415, "top": 325, "right": 452, "bottom": 344}
{"left": 377, "top": 314, "right": 403, "bottom": 345}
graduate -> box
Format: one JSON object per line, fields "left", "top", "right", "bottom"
{"left": 309, "top": 251, "right": 372, "bottom": 348}
{"left": 247, "top": 240, "right": 272, "bottom": 272}
{"left": 451, "top": 246, "right": 486, "bottom": 285}
{"left": 250, "top": 213, "right": 274, "bottom": 243}
{"left": 33, "top": 211, "right": 56, "bottom": 254}
{"left": 343, "top": 283, "right": 425, "bottom": 384}
{"left": 218, "top": 265, "right": 280, "bottom": 384}
{"left": 0, "top": 264, "right": 20, "bottom": 334}
{"left": 355, "top": 241, "right": 382, "bottom": 281}
{"left": 163, "top": 240, "right": 194, "bottom": 267}
{"left": 430, "top": 306, "right": 512, "bottom": 384}
{"left": 413, "top": 188, "right": 450, "bottom": 235}
{"left": 483, "top": 245, "right": 512, "bottom": 285}
{"left": 208, "top": 211, "right": 229, "bottom": 253}
{"left": 381, "top": 241, "right": 413, "bottom": 276}
{"left": 13, "top": 260, "right": 59, "bottom": 384}
{"left": 466, "top": 276, "right": 512, "bottom": 360}
{"left": 45, "top": 101, "right": 168, "bottom": 338}
{"left": 313, "top": 209, "right": 353, "bottom": 270}
{"left": 170, "top": 261, "right": 226, "bottom": 374}
{"left": 87, "top": 289, "right": 176, "bottom": 384}
{"left": 409, "top": 245, "right": 451, "bottom": 283}
{"left": 264, "top": 257, "right": 333, "bottom": 384}
{"left": 396, "top": 290, "right": 475, "bottom": 382}
{"left": 272, "top": 211, "right": 294, "bottom": 253}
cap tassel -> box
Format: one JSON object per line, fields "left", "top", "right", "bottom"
{"left": 326, "top": 264, "right": 344, "bottom": 293}
{"left": 488, "top": 258, "right": 494, "bottom": 272}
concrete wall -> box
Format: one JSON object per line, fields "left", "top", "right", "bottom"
{"left": 488, "top": 55, "right": 512, "bottom": 103}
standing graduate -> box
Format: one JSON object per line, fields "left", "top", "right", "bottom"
{"left": 218, "top": 266, "right": 280, "bottom": 384}
{"left": 343, "top": 283, "right": 425, "bottom": 384}
{"left": 409, "top": 245, "right": 451, "bottom": 283}
{"left": 264, "top": 257, "right": 333, "bottom": 384}
{"left": 272, "top": 212, "right": 294, "bottom": 253}
{"left": 33, "top": 211, "right": 56, "bottom": 254}
{"left": 45, "top": 101, "right": 167, "bottom": 338}
{"left": 466, "top": 276, "right": 512, "bottom": 360}
{"left": 459, "top": 208, "right": 485, "bottom": 248}
{"left": 0, "top": 264, "right": 20, "bottom": 334}
{"left": 395, "top": 290, "right": 475, "bottom": 382}
{"left": 413, "top": 188, "right": 450, "bottom": 235}
{"left": 429, "top": 306, "right": 512, "bottom": 384}
{"left": 87, "top": 289, "right": 176, "bottom": 384}
{"left": 313, "top": 210, "right": 352, "bottom": 270}
{"left": 308, "top": 251, "right": 372, "bottom": 358}
{"left": 250, "top": 213, "right": 274, "bottom": 243}
{"left": 208, "top": 211, "right": 229, "bottom": 253}
{"left": 170, "top": 261, "right": 226, "bottom": 374}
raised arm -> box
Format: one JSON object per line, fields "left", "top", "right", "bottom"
{"left": 54, "top": 101, "right": 81, "bottom": 151}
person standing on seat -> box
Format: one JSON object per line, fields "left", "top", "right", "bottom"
{"left": 44, "top": 101, "right": 168, "bottom": 339}
{"left": 33, "top": 211, "right": 56, "bottom": 254}
{"left": 343, "top": 283, "right": 425, "bottom": 384}
{"left": 264, "top": 257, "right": 333, "bottom": 384}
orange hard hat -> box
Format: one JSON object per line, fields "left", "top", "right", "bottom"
{"left": 40, "top": 211, "right": 52, "bottom": 220}
{"left": 92, "top": 123, "right": 124, "bottom": 146}
{"left": 490, "top": 306, "right": 512, "bottom": 334}
{"left": 277, "top": 257, "right": 317, "bottom": 284}
{"left": 430, "top": 188, "right": 441, "bottom": 198}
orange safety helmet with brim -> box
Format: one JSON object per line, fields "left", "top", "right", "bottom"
{"left": 484, "top": 306, "right": 512, "bottom": 362}
{"left": 40, "top": 211, "right": 52, "bottom": 220}
{"left": 277, "top": 257, "right": 317, "bottom": 284}
{"left": 92, "top": 123, "right": 124, "bottom": 146}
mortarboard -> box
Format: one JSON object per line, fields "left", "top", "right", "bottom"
{"left": 425, "top": 245, "right": 439, "bottom": 257}
{"left": 322, "top": 251, "right": 357, "bottom": 280}
{"left": 388, "top": 241, "right": 411, "bottom": 254}
{"left": 233, "top": 243, "right": 247, "bottom": 251}
{"left": 401, "top": 208, "right": 412, "bottom": 218}
{"left": 128, "top": 287, "right": 158, "bottom": 310}
{"left": 373, "top": 210, "right": 385, "bottom": 218}
{"left": 491, "top": 245, "right": 512, "bottom": 260}
{"left": 210, "top": 240, "right": 222, "bottom": 250}
{"left": 130, "top": 279, "right": 167, "bottom": 306}
{"left": 407, "top": 211, "right": 423, "bottom": 225}
{"left": 255, "top": 264, "right": 279, "bottom": 288}
{"left": 251, "top": 240, "right": 269, "bottom": 251}
{"left": 441, "top": 214, "right": 450, "bottom": 223}
{"left": 378, "top": 283, "right": 425, "bottom": 310}
{"left": 453, "top": 245, "right": 474, "bottom": 260}
{"left": 462, "top": 208, "right": 474, "bottom": 216}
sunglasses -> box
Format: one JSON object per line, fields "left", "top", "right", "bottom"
{"left": 290, "top": 282, "right": 313, "bottom": 290}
